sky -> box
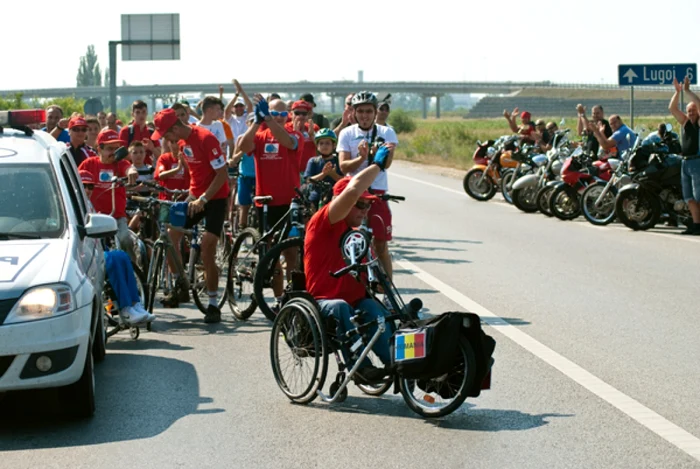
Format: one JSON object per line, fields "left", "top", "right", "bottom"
{"left": 2, "top": 0, "right": 700, "bottom": 92}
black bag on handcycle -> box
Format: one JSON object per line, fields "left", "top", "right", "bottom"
{"left": 390, "top": 312, "right": 495, "bottom": 398}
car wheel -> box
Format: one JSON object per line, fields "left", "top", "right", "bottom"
{"left": 92, "top": 301, "right": 107, "bottom": 363}
{"left": 60, "top": 346, "right": 95, "bottom": 419}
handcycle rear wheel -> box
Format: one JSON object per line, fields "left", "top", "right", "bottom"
{"left": 270, "top": 296, "right": 328, "bottom": 404}
{"left": 399, "top": 337, "right": 476, "bottom": 418}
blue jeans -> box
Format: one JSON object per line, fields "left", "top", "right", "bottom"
{"left": 104, "top": 250, "right": 141, "bottom": 309}
{"left": 681, "top": 158, "right": 700, "bottom": 202}
{"left": 318, "top": 298, "right": 394, "bottom": 368}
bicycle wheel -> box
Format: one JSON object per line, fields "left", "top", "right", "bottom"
{"left": 191, "top": 232, "right": 232, "bottom": 314}
{"left": 356, "top": 350, "right": 393, "bottom": 396}
{"left": 227, "top": 228, "right": 260, "bottom": 320}
{"left": 254, "top": 236, "right": 305, "bottom": 322}
{"left": 146, "top": 244, "right": 164, "bottom": 314}
{"left": 399, "top": 337, "right": 476, "bottom": 418}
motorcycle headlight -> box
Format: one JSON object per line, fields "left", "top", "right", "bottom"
{"left": 5, "top": 284, "right": 74, "bottom": 324}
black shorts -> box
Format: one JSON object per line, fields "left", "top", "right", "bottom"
{"left": 185, "top": 198, "right": 227, "bottom": 236}
{"left": 257, "top": 204, "right": 290, "bottom": 235}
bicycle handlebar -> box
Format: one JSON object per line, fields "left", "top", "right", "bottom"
{"left": 331, "top": 263, "right": 362, "bottom": 279}
{"left": 378, "top": 194, "right": 405, "bottom": 202}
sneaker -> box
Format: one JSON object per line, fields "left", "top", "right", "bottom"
{"left": 132, "top": 303, "right": 156, "bottom": 322}
{"left": 680, "top": 224, "right": 700, "bottom": 235}
{"left": 353, "top": 365, "right": 389, "bottom": 385}
{"left": 204, "top": 305, "right": 222, "bottom": 324}
{"left": 120, "top": 306, "right": 148, "bottom": 325}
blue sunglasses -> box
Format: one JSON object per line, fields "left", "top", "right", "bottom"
{"left": 270, "top": 111, "right": 288, "bottom": 118}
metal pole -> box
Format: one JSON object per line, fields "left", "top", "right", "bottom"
{"left": 109, "top": 41, "right": 118, "bottom": 113}
{"left": 630, "top": 85, "right": 634, "bottom": 129}
{"left": 680, "top": 88, "right": 685, "bottom": 141}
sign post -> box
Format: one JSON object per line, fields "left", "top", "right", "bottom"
{"left": 108, "top": 14, "right": 181, "bottom": 112}
{"left": 618, "top": 63, "right": 696, "bottom": 129}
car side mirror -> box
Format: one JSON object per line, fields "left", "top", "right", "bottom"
{"left": 81, "top": 213, "right": 117, "bottom": 239}
{"left": 114, "top": 146, "right": 129, "bottom": 162}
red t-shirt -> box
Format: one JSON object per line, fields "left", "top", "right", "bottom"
{"left": 154, "top": 152, "right": 190, "bottom": 201}
{"left": 284, "top": 122, "right": 319, "bottom": 172}
{"left": 179, "top": 126, "right": 229, "bottom": 200}
{"left": 119, "top": 123, "right": 161, "bottom": 165}
{"left": 78, "top": 157, "right": 132, "bottom": 218}
{"left": 304, "top": 205, "right": 366, "bottom": 305}
{"left": 253, "top": 127, "right": 303, "bottom": 207}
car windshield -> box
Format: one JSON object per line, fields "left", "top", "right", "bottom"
{"left": 0, "top": 164, "right": 65, "bottom": 239}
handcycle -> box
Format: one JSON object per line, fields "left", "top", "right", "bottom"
{"left": 226, "top": 188, "right": 314, "bottom": 321}
{"left": 269, "top": 213, "right": 496, "bottom": 418}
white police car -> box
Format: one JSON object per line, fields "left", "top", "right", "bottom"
{"left": 0, "top": 109, "right": 116, "bottom": 418}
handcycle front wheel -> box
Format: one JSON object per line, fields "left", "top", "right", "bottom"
{"left": 355, "top": 350, "right": 392, "bottom": 396}
{"left": 269, "top": 296, "right": 329, "bottom": 405}
{"left": 399, "top": 337, "right": 476, "bottom": 418}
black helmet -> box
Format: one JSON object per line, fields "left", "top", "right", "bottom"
{"left": 351, "top": 91, "right": 378, "bottom": 108}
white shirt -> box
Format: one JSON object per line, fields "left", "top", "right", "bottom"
{"left": 337, "top": 124, "right": 398, "bottom": 191}
{"left": 227, "top": 113, "right": 248, "bottom": 141}
{"left": 197, "top": 120, "right": 228, "bottom": 154}
{"left": 188, "top": 115, "right": 199, "bottom": 125}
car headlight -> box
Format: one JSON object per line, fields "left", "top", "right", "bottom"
{"left": 5, "top": 284, "right": 74, "bottom": 324}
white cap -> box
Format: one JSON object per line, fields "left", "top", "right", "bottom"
{"left": 234, "top": 97, "right": 245, "bottom": 106}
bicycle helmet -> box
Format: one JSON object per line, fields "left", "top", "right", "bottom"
{"left": 351, "top": 91, "right": 378, "bottom": 109}
{"left": 314, "top": 128, "right": 337, "bottom": 143}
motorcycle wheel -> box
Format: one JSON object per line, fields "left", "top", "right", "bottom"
{"left": 536, "top": 186, "right": 554, "bottom": 217}
{"left": 614, "top": 189, "right": 660, "bottom": 231}
{"left": 512, "top": 186, "right": 539, "bottom": 213}
{"left": 581, "top": 182, "right": 617, "bottom": 226}
{"left": 500, "top": 169, "right": 515, "bottom": 204}
{"left": 549, "top": 185, "right": 581, "bottom": 221}
{"left": 463, "top": 168, "right": 496, "bottom": 201}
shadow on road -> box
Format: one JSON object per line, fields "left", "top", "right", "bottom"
{"left": 313, "top": 396, "right": 571, "bottom": 431}
{"left": 0, "top": 353, "right": 222, "bottom": 450}
{"left": 482, "top": 317, "right": 532, "bottom": 327}
{"left": 105, "top": 337, "right": 194, "bottom": 352}
{"left": 393, "top": 236, "right": 483, "bottom": 245}
{"left": 154, "top": 315, "right": 271, "bottom": 337}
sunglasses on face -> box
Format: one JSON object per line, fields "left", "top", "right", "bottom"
{"left": 379, "top": 107, "right": 389, "bottom": 112}
{"left": 72, "top": 127, "right": 88, "bottom": 132}
{"left": 354, "top": 200, "right": 373, "bottom": 210}
{"left": 270, "top": 111, "right": 288, "bottom": 117}
{"left": 355, "top": 109, "right": 374, "bottom": 115}
{"left": 84, "top": 184, "right": 94, "bottom": 190}
{"left": 345, "top": 102, "right": 352, "bottom": 106}
{"left": 293, "top": 111, "right": 308, "bottom": 116}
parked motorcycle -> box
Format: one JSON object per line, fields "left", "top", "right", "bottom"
{"left": 500, "top": 142, "right": 541, "bottom": 205}
{"left": 511, "top": 129, "right": 572, "bottom": 213}
{"left": 614, "top": 129, "right": 691, "bottom": 231}
{"left": 463, "top": 135, "right": 519, "bottom": 201}
{"left": 548, "top": 151, "right": 613, "bottom": 221}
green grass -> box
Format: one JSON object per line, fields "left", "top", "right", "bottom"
{"left": 394, "top": 116, "right": 676, "bottom": 170}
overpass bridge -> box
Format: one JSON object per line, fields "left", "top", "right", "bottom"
{"left": 0, "top": 81, "right": 670, "bottom": 118}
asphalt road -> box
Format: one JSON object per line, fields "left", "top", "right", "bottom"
{"left": 2, "top": 160, "right": 699, "bottom": 469}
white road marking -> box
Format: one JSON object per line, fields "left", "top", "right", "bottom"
{"left": 394, "top": 255, "right": 700, "bottom": 462}
{"left": 392, "top": 171, "right": 700, "bottom": 243}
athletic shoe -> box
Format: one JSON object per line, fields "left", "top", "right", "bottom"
{"left": 204, "top": 305, "right": 222, "bottom": 323}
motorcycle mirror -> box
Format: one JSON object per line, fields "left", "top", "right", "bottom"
{"left": 665, "top": 123, "right": 673, "bottom": 132}
{"left": 560, "top": 118, "right": 566, "bottom": 126}
{"left": 476, "top": 140, "right": 482, "bottom": 146}
{"left": 114, "top": 146, "right": 129, "bottom": 162}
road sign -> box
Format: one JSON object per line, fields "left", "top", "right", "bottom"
{"left": 121, "top": 14, "right": 180, "bottom": 61}
{"left": 618, "top": 64, "right": 696, "bottom": 87}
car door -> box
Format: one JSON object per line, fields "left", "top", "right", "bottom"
{"left": 59, "top": 154, "right": 100, "bottom": 294}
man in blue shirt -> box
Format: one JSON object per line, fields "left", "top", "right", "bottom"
{"left": 42, "top": 105, "right": 70, "bottom": 143}
{"left": 588, "top": 114, "right": 637, "bottom": 155}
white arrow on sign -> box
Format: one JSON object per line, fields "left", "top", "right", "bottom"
{"left": 623, "top": 68, "right": 638, "bottom": 84}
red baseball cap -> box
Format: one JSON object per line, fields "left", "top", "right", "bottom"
{"left": 79, "top": 170, "right": 95, "bottom": 184}
{"left": 332, "top": 177, "right": 378, "bottom": 200}
{"left": 68, "top": 116, "right": 88, "bottom": 129}
{"left": 97, "top": 129, "right": 125, "bottom": 146}
{"left": 151, "top": 108, "right": 179, "bottom": 140}
{"left": 291, "top": 100, "right": 313, "bottom": 112}
{"left": 520, "top": 111, "right": 531, "bottom": 120}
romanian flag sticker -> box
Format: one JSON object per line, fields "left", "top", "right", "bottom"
{"left": 395, "top": 331, "right": 426, "bottom": 361}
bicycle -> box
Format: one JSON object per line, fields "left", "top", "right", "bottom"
{"left": 227, "top": 188, "right": 312, "bottom": 321}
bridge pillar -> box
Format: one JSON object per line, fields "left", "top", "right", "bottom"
{"left": 436, "top": 95, "right": 441, "bottom": 119}
{"left": 329, "top": 93, "right": 336, "bottom": 114}
{"left": 422, "top": 95, "right": 428, "bottom": 119}
{"left": 151, "top": 96, "right": 157, "bottom": 113}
